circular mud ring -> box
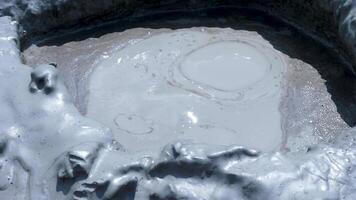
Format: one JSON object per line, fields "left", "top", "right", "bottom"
{"left": 169, "top": 38, "right": 286, "bottom": 102}
{"left": 114, "top": 113, "right": 154, "bottom": 135}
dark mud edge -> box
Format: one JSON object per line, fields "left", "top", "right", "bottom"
{"left": 0, "top": 0, "right": 356, "bottom": 74}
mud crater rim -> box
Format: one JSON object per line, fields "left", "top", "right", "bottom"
{"left": 179, "top": 41, "right": 270, "bottom": 92}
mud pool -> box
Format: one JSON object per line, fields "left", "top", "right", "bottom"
{"left": 24, "top": 18, "right": 352, "bottom": 155}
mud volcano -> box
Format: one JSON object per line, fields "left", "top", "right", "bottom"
{"left": 1, "top": 0, "right": 356, "bottom": 200}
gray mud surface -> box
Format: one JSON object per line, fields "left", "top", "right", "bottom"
{"left": 23, "top": 12, "right": 355, "bottom": 152}
{"left": 1, "top": 3, "right": 356, "bottom": 199}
